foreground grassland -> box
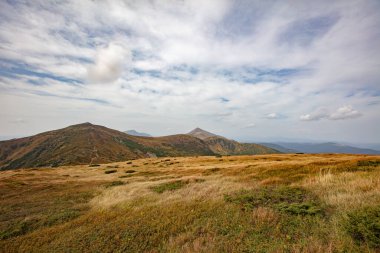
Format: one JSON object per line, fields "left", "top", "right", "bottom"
{"left": 0, "top": 154, "right": 379, "bottom": 252}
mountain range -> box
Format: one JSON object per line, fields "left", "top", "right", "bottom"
{"left": 260, "top": 142, "right": 380, "bottom": 154}
{"left": 0, "top": 123, "right": 277, "bottom": 170}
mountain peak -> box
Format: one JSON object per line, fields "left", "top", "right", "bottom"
{"left": 188, "top": 128, "right": 217, "bottom": 140}
{"left": 71, "top": 122, "right": 94, "bottom": 127}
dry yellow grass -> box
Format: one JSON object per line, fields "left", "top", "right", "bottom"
{"left": 0, "top": 154, "right": 379, "bottom": 252}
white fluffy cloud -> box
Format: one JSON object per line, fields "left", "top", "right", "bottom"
{"left": 300, "top": 106, "right": 361, "bottom": 121}
{"left": 266, "top": 113, "right": 279, "bottom": 119}
{"left": 87, "top": 43, "right": 130, "bottom": 84}
{"left": 329, "top": 105, "right": 361, "bottom": 120}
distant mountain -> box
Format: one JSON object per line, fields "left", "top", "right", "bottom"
{"left": 259, "top": 143, "right": 298, "bottom": 153}
{"left": 270, "top": 142, "right": 380, "bottom": 154}
{"left": 0, "top": 123, "right": 214, "bottom": 170}
{"left": 187, "top": 127, "right": 217, "bottom": 140}
{"left": 188, "top": 128, "right": 280, "bottom": 155}
{"left": 124, "top": 130, "right": 152, "bottom": 137}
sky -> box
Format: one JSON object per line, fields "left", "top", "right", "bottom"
{"left": 0, "top": 0, "right": 379, "bottom": 144}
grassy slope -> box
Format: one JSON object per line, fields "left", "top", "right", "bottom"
{"left": 0, "top": 154, "right": 379, "bottom": 252}
{"left": 204, "top": 136, "right": 280, "bottom": 155}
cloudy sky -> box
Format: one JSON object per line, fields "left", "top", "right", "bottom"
{"left": 0, "top": 0, "right": 379, "bottom": 144}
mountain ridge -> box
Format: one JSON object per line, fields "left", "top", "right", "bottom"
{"left": 0, "top": 123, "right": 278, "bottom": 170}
{"left": 0, "top": 123, "right": 215, "bottom": 170}
{"left": 188, "top": 128, "right": 280, "bottom": 155}
{"left": 260, "top": 142, "right": 380, "bottom": 154}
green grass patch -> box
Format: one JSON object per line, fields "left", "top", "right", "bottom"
{"left": 150, "top": 180, "right": 188, "bottom": 193}
{"left": 357, "top": 160, "right": 380, "bottom": 167}
{"left": 344, "top": 205, "right": 380, "bottom": 249}
{"left": 225, "top": 186, "right": 324, "bottom": 215}
{"left": 105, "top": 181, "right": 125, "bottom": 188}
{"left": 0, "top": 209, "right": 82, "bottom": 240}
{"left": 104, "top": 170, "right": 117, "bottom": 174}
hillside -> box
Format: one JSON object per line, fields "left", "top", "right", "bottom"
{"left": 204, "top": 136, "right": 280, "bottom": 155}
{"left": 188, "top": 128, "right": 280, "bottom": 155}
{"left": 0, "top": 123, "right": 214, "bottom": 170}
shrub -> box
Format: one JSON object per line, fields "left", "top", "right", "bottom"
{"left": 150, "top": 180, "right": 188, "bottom": 193}
{"left": 119, "top": 175, "right": 133, "bottom": 178}
{"left": 203, "top": 167, "right": 220, "bottom": 175}
{"left": 89, "top": 164, "right": 100, "bottom": 167}
{"left": 225, "top": 186, "right": 324, "bottom": 216}
{"left": 106, "top": 165, "right": 119, "bottom": 168}
{"left": 105, "top": 181, "right": 125, "bottom": 188}
{"left": 344, "top": 205, "right": 380, "bottom": 249}
{"left": 125, "top": 170, "right": 136, "bottom": 173}
{"left": 357, "top": 160, "right": 380, "bottom": 167}
{"left": 126, "top": 161, "right": 132, "bottom": 164}
{"left": 104, "top": 170, "right": 117, "bottom": 174}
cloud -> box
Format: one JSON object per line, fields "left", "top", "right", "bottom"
{"left": 300, "top": 106, "right": 361, "bottom": 121}
{"left": 266, "top": 113, "right": 280, "bottom": 119}
{"left": 244, "top": 123, "right": 256, "bottom": 128}
{"left": 300, "top": 108, "right": 329, "bottom": 121}
{"left": 10, "top": 118, "right": 27, "bottom": 124}
{"left": 87, "top": 43, "right": 130, "bottom": 84}
{"left": 0, "top": 0, "right": 379, "bottom": 143}
{"left": 329, "top": 105, "right": 361, "bottom": 120}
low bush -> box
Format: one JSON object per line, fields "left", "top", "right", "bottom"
{"left": 104, "top": 170, "right": 117, "bottom": 174}
{"left": 125, "top": 170, "right": 136, "bottom": 173}
{"left": 225, "top": 186, "right": 324, "bottom": 216}
{"left": 344, "top": 205, "right": 380, "bottom": 249}
{"left": 203, "top": 167, "right": 221, "bottom": 175}
{"left": 150, "top": 180, "right": 188, "bottom": 193}
{"left": 89, "top": 164, "right": 100, "bottom": 167}
{"left": 119, "top": 175, "right": 133, "bottom": 178}
{"left": 105, "top": 181, "right": 125, "bottom": 188}
{"left": 357, "top": 160, "right": 380, "bottom": 167}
